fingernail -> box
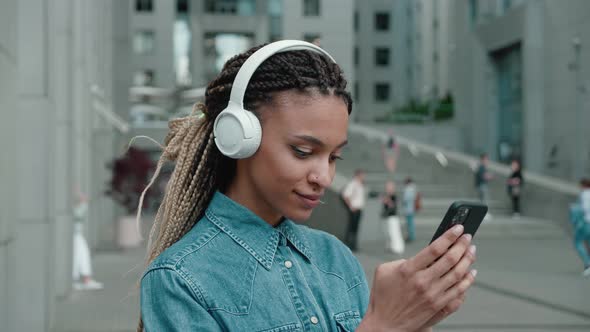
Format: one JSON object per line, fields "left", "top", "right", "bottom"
{"left": 471, "top": 269, "right": 478, "bottom": 277}
{"left": 469, "top": 245, "right": 477, "bottom": 255}
{"left": 452, "top": 224, "right": 464, "bottom": 235}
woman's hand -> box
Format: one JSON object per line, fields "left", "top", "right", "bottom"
{"left": 357, "top": 225, "right": 477, "bottom": 332}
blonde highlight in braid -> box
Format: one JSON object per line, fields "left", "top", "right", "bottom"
{"left": 138, "top": 42, "right": 352, "bottom": 331}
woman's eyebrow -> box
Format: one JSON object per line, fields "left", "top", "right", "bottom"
{"left": 293, "top": 135, "right": 348, "bottom": 148}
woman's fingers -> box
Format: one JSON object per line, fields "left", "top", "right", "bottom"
{"left": 434, "top": 244, "right": 477, "bottom": 293}
{"left": 434, "top": 269, "right": 477, "bottom": 310}
{"left": 402, "top": 225, "right": 464, "bottom": 275}
{"left": 427, "top": 235, "right": 474, "bottom": 279}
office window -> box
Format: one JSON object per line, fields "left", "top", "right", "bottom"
{"left": 303, "top": 0, "right": 320, "bottom": 16}
{"left": 136, "top": 0, "right": 153, "bottom": 12}
{"left": 375, "top": 47, "right": 390, "bottom": 66}
{"left": 177, "top": 0, "right": 189, "bottom": 13}
{"left": 204, "top": 0, "right": 256, "bottom": 15}
{"left": 133, "top": 30, "right": 155, "bottom": 55}
{"left": 354, "top": 11, "right": 359, "bottom": 31}
{"left": 303, "top": 33, "right": 321, "bottom": 46}
{"left": 134, "top": 69, "right": 155, "bottom": 86}
{"left": 354, "top": 47, "right": 359, "bottom": 66}
{"left": 375, "top": 83, "right": 390, "bottom": 102}
{"left": 375, "top": 12, "right": 390, "bottom": 31}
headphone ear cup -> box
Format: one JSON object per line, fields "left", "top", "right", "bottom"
{"left": 213, "top": 103, "right": 262, "bottom": 159}
{"left": 240, "top": 110, "right": 262, "bottom": 158}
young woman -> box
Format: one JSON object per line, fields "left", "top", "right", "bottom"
{"left": 139, "top": 40, "right": 477, "bottom": 331}
{"left": 382, "top": 129, "right": 399, "bottom": 174}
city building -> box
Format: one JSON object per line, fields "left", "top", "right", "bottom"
{"left": 451, "top": 0, "right": 590, "bottom": 180}
{"left": 353, "top": 0, "right": 454, "bottom": 122}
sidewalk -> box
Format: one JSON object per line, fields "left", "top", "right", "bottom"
{"left": 51, "top": 247, "right": 144, "bottom": 332}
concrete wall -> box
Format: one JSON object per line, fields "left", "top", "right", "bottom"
{"left": 0, "top": 1, "right": 120, "bottom": 330}
{"left": 543, "top": 0, "right": 590, "bottom": 180}
{"left": 0, "top": 0, "right": 18, "bottom": 329}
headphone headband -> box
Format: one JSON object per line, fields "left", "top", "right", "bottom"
{"left": 213, "top": 40, "right": 337, "bottom": 159}
{"left": 229, "top": 40, "right": 336, "bottom": 108}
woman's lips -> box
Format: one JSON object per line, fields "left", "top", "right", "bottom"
{"left": 296, "top": 192, "right": 322, "bottom": 208}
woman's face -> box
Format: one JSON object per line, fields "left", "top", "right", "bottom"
{"left": 230, "top": 90, "right": 349, "bottom": 225}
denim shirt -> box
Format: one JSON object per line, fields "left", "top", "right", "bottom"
{"left": 141, "top": 191, "right": 370, "bottom": 331}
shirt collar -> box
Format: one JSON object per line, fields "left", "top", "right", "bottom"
{"left": 205, "top": 191, "right": 312, "bottom": 270}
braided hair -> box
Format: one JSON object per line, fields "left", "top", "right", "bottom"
{"left": 137, "top": 43, "right": 352, "bottom": 331}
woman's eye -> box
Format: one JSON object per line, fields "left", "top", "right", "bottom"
{"left": 330, "top": 155, "right": 343, "bottom": 162}
{"left": 291, "top": 146, "right": 311, "bottom": 158}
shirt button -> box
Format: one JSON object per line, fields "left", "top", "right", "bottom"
{"left": 284, "top": 260, "right": 293, "bottom": 269}
{"left": 310, "top": 316, "right": 319, "bottom": 324}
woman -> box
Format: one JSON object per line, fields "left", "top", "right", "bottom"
{"left": 382, "top": 129, "right": 399, "bottom": 174}
{"left": 382, "top": 181, "right": 404, "bottom": 254}
{"left": 506, "top": 160, "right": 523, "bottom": 217}
{"left": 139, "top": 40, "right": 477, "bottom": 331}
{"left": 403, "top": 177, "right": 418, "bottom": 243}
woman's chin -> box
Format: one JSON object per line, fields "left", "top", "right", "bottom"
{"left": 284, "top": 209, "right": 314, "bottom": 223}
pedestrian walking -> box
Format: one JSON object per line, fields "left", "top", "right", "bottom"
{"left": 506, "top": 159, "right": 523, "bottom": 218}
{"left": 382, "top": 181, "right": 404, "bottom": 254}
{"left": 342, "top": 169, "right": 366, "bottom": 251}
{"left": 138, "top": 40, "right": 477, "bottom": 331}
{"left": 72, "top": 190, "right": 103, "bottom": 290}
{"left": 571, "top": 178, "right": 590, "bottom": 277}
{"left": 382, "top": 128, "right": 400, "bottom": 174}
{"left": 475, "top": 153, "right": 493, "bottom": 219}
{"left": 403, "top": 177, "right": 418, "bottom": 243}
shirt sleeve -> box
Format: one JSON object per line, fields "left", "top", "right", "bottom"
{"left": 141, "top": 267, "right": 223, "bottom": 332}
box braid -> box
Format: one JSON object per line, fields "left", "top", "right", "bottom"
{"left": 137, "top": 43, "right": 352, "bottom": 331}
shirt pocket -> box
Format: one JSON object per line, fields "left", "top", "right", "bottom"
{"left": 257, "top": 322, "right": 303, "bottom": 332}
{"left": 334, "top": 310, "right": 362, "bottom": 332}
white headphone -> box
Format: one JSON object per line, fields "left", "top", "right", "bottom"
{"left": 212, "top": 40, "right": 336, "bottom": 159}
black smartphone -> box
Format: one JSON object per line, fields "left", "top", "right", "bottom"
{"left": 429, "top": 201, "right": 488, "bottom": 244}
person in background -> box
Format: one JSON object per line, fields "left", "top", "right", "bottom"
{"left": 403, "top": 177, "right": 418, "bottom": 243}
{"left": 382, "top": 128, "right": 400, "bottom": 174}
{"left": 342, "top": 169, "right": 367, "bottom": 252}
{"left": 475, "top": 153, "right": 493, "bottom": 219}
{"left": 572, "top": 178, "right": 590, "bottom": 277}
{"left": 382, "top": 181, "right": 404, "bottom": 254}
{"left": 72, "top": 190, "right": 103, "bottom": 290}
{"left": 506, "top": 159, "right": 524, "bottom": 218}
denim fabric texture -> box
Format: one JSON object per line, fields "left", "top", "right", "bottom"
{"left": 141, "top": 191, "right": 369, "bottom": 331}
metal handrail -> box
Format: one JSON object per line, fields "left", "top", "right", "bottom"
{"left": 348, "top": 123, "right": 580, "bottom": 196}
